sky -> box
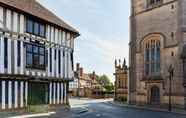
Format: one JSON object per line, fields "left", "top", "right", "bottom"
{"left": 38, "top": 0, "right": 130, "bottom": 83}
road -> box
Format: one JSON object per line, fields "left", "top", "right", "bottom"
{"left": 50, "top": 98, "right": 186, "bottom": 118}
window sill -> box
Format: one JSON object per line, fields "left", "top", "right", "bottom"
{"left": 26, "top": 66, "right": 46, "bottom": 71}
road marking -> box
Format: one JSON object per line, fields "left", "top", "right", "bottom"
{"left": 8, "top": 112, "right": 56, "bottom": 118}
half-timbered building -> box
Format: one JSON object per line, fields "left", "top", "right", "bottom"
{"left": 0, "top": 0, "right": 79, "bottom": 110}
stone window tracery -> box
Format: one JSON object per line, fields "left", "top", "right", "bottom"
{"left": 144, "top": 39, "right": 160, "bottom": 76}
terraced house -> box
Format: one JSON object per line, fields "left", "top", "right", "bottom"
{"left": 0, "top": 0, "right": 79, "bottom": 110}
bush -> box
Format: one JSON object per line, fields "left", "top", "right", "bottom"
{"left": 117, "top": 96, "right": 127, "bottom": 102}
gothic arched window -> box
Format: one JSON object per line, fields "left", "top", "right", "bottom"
{"left": 145, "top": 40, "right": 160, "bottom": 76}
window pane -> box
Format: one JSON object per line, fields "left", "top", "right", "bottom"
{"left": 33, "top": 54, "right": 39, "bottom": 65}
{"left": 27, "top": 19, "right": 33, "bottom": 33}
{"left": 39, "top": 55, "right": 45, "bottom": 66}
{"left": 34, "top": 22, "right": 39, "bottom": 35}
{"left": 26, "top": 53, "right": 33, "bottom": 65}
{"left": 40, "top": 24, "right": 45, "bottom": 37}
{"left": 39, "top": 47, "right": 45, "bottom": 55}
{"left": 145, "top": 49, "right": 149, "bottom": 62}
{"left": 151, "top": 48, "right": 155, "bottom": 61}
{"left": 27, "top": 44, "right": 32, "bottom": 52}
{"left": 33, "top": 45, "right": 39, "bottom": 54}
{"left": 145, "top": 64, "right": 149, "bottom": 75}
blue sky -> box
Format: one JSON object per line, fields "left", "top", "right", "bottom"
{"left": 38, "top": 0, "right": 130, "bottom": 82}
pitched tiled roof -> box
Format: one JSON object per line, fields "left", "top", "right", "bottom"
{"left": 0, "top": 0, "right": 79, "bottom": 36}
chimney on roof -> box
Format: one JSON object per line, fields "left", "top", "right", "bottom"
{"left": 79, "top": 68, "right": 83, "bottom": 77}
{"left": 92, "top": 71, "right": 96, "bottom": 80}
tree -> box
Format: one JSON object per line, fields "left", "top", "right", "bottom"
{"left": 96, "top": 75, "right": 114, "bottom": 92}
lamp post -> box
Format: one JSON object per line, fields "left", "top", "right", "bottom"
{"left": 168, "top": 64, "right": 174, "bottom": 111}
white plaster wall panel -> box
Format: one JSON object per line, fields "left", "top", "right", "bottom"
{"left": 62, "top": 31, "right": 66, "bottom": 46}
{"left": 67, "top": 33, "right": 71, "bottom": 47}
{"left": 14, "top": 81, "right": 18, "bottom": 108}
{"left": 0, "top": 36, "right": 4, "bottom": 73}
{"left": 6, "top": 9, "right": 11, "bottom": 30}
{"left": 14, "top": 40, "right": 18, "bottom": 74}
{"left": 53, "top": 83, "right": 56, "bottom": 104}
{"left": 47, "top": 25, "right": 50, "bottom": 42}
{"left": 61, "top": 83, "right": 63, "bottom": 104}
{"left": 20, "top": 81, "right": 24, "bottom": 107}
{"left": 70, "top": 37, "right": 74, "bottom": 49}
{"left": 25, "top": 82, "right": 28, "bottom": 107}
{"left": 60, "top": 48, "right": 63, "bottom": 78}
{"left": 0, "top": 6, "right": 4, "bottom": 28}
{"left": 55, "top": 28, "right": 58, "bottom": 44}
{"left": 52, "top": 48, "right": 55, "bottom": 77}
{"left": 64, "top": 51, "right": 67, "bottom": 78}
{"left": 49, "top": 83, "right": 52, "bottom": 104}
{"left": 13, "top": 12, "right": 18, "bottom": 32}
{"left": 57, "top": 83, "right": 60, "bottom": 104}
{"left": 7, "top": 38, "right": 12, "bottom": 74}
{"left": 58, "top": 30, "right": 62, "bottom": 45}
{"left": 47, "top": 48, "right": 51, "bottom": 77}
{"left": 51, "top": 27, "right": 54, "bottom": 43}
{"left": 2, "top": 81, "right": 5, "bottom": 109}
{"left": 19, "top": 14, "right": 24, "bottom": 33}
{"left": 64, "top": 83, "right": 66, "bottom": 104}
{"left": 8, "top": 81, "right": 12, "bottom": 109}
{"left": 20, "top": 41, "right": 24, "bottom": 74}
{"left": 56, "top": 49, "right": 59, "bottom": 78}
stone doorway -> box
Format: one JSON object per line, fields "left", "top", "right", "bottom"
{"left": 150, "top": 86, "right": 160, "bottom": 105}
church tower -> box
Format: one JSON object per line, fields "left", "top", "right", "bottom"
{"left": 114, "top": 59, "right": 128, "bottom": 102}
{"left": 129, "top": 0, "right": 186, "bottom": 108}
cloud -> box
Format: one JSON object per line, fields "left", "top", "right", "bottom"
{"left": 74, "top": 29, "right": 128, "bottom": 83}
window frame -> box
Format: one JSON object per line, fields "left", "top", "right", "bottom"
{"left": 26, "top": 42, "right": 46, "bottom": 70}
{"left": 144, "top": 40, "right": 161, "bottom": 76}
{"left": 26, "top": 18, "right": 46, "bottom": 38}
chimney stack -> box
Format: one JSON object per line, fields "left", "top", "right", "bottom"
{"left": 79, "top": 68, "right": 83, "bottom": 77}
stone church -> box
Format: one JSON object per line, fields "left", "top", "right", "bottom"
{"left": 114, "top": 59, "right": 128, "bottom": 102}
{"left": 129, "top": 0, "right": 186, "bottom": 108}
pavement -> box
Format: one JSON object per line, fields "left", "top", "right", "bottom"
{"left": 109, "top": 101, "right": 186, "bottom": 115}
{"left": 1, "top": 98, "right": 186, "bottom": 118}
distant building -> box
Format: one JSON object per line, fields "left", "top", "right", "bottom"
{"left": 72, "top": 63, "right": 104, "bottom": 98}
{"left": 0, "top": 0, "right": 79, "bottom": 110}
{"left": 78, "top": 67, "right": 92, "bottom": 97}
{"left": 114, "top": 59, "right": 128, "bottom": 101}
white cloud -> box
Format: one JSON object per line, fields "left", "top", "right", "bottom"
{"left": 75, "top": 29, "right": 128, "bottom": 83}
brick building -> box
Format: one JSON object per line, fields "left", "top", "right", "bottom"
{"left": 0, "top": 0, "right": 79, "bottom": 110}
{"left": 129, "top": 0, "right": 186, "bottom": 108}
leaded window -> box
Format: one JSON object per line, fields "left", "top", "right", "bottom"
{"left": 26, "top": 43, "right": 46, "bottom": 70}
{"left": 26, "top": 18, "right": 46, "bottom": 38}
{"left": 145, "top": 40, "right": 161, "bottom": 76}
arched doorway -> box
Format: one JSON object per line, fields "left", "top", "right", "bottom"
{"left": 150, "top": 86, "right": 160, "bottom": 105}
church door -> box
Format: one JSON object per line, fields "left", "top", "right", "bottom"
{"left": 150, "top": 86, "right": 160, "bottom": 105}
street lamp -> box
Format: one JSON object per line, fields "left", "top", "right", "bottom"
{"left": 181, "top": 44, "right": 186, "bottom": 110}
{"left": 168, "top": 64, "right": 174, "bottom": 111}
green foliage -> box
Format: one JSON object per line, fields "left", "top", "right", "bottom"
{"left": 96, "top": 75, "right": 114, "bottom": 92}
{"left": 117, "top": 96, "right": 128, "bottom": 103}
